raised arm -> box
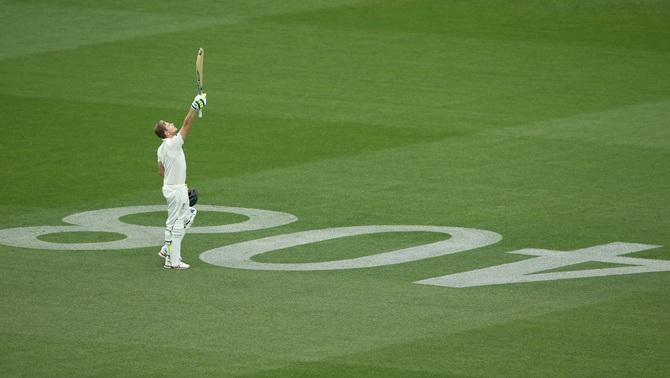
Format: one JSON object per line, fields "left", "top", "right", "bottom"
{"left": 179, "top": 108, "right": 197, "bottom": 140}
{"left": 179, "top": 94, "right": 207, "bottom": 140}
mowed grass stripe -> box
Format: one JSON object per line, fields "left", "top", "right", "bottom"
{"left": 263, "top": 0, "right": 670, "bottom": 53}
{"left": 0, "top": 0, "right": 369, "bottom": 60}
{"left": 0, "top": 1, "right": 228, "bottom": 60}
{"left": 485, "top": 99, "right": 670, "bottom": 150}
{"left": 2, "top": 16, "right": 667, "bottom": 131}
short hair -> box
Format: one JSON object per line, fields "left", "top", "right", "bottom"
{"left": 154, "top": 120, "right": 167, "bottom": 138}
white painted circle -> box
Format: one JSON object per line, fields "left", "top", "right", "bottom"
{"left": 62, "top": 205, "right": 298, "bottom": 234}
{"left": 199, "top": 225, "right": 502, "bottom": 270}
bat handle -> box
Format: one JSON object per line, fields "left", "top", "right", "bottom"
{"left": 197, "top": 89, "right": 203, "bottom": 118}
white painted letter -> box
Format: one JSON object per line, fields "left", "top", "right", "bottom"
{"left": 415, "top": 242, "right": 667, "bottom": 288}
{"left": 199, "top": 225, "right": 502, "bottom": 270}
{"left": 0, "top": 205, "right": 297, "bottom": 250}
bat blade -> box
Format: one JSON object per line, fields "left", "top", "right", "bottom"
{"left": 195, "top": 47, "right": 205, "bottom": 118}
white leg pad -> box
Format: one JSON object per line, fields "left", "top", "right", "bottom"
{"left": 170, "top": 223, "right": 185, "bottom": 263}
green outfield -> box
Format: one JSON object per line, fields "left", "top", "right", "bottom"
{"left": 1, "top": 0, "right": 669, "bottom": 376}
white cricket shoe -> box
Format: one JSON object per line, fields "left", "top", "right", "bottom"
{"left": 164, "top": 261, "right": 190, "bottom": 270}
{"left": 158, "top": 244, "right": 169, "bottom": 258}
{"left": 184, "top": 207, "right": 197, "bottom": 229}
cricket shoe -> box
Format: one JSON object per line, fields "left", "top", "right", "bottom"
{"left": 158, "top": 244, "right": 169, "bottom": 258}
{"left": 184, "top": 207, "right": 197, "bottom": 229}
{"left": 164, "top": 261, "right": 190, "bottom": 270}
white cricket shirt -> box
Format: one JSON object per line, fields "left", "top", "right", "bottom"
{"left": 157, "top": 133, "right": 187, "bottom": 186}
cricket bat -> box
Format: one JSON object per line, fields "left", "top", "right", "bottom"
{"left": 195, "top": 47, "right": 205, "bottom": 118}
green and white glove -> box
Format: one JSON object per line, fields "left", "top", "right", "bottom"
{"left": 191, "top": 93, "right": 207, "bottom": 111}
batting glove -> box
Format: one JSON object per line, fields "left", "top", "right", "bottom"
{"left": 191, "top": 93, "right": 207, "bottom": 110}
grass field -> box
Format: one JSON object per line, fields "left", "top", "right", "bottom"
{"left": 1, "top": 0, "right": 670, "bottom": 376}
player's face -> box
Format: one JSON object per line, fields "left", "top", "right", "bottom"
{"left": 164, "top": 122, "right": 178, "bottom": 137}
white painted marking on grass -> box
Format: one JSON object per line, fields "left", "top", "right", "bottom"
{"left": 61, "top": 205, "right": 298, "bottom": 234}
{"left": 415, "top": 242, "right": 668, "bottom": 288}
{"left": 2, "top": 205, "right": 667, "bottom": 288}
{"left": 199, "top": 225, "right": 502, "bottom": 270}
{"left": 0, "top": 205, "right": 297, "bottom": 250}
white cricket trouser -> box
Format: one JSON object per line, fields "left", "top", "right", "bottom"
{"left": 162, "top": 184, "right": 189, "bottom": 263}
